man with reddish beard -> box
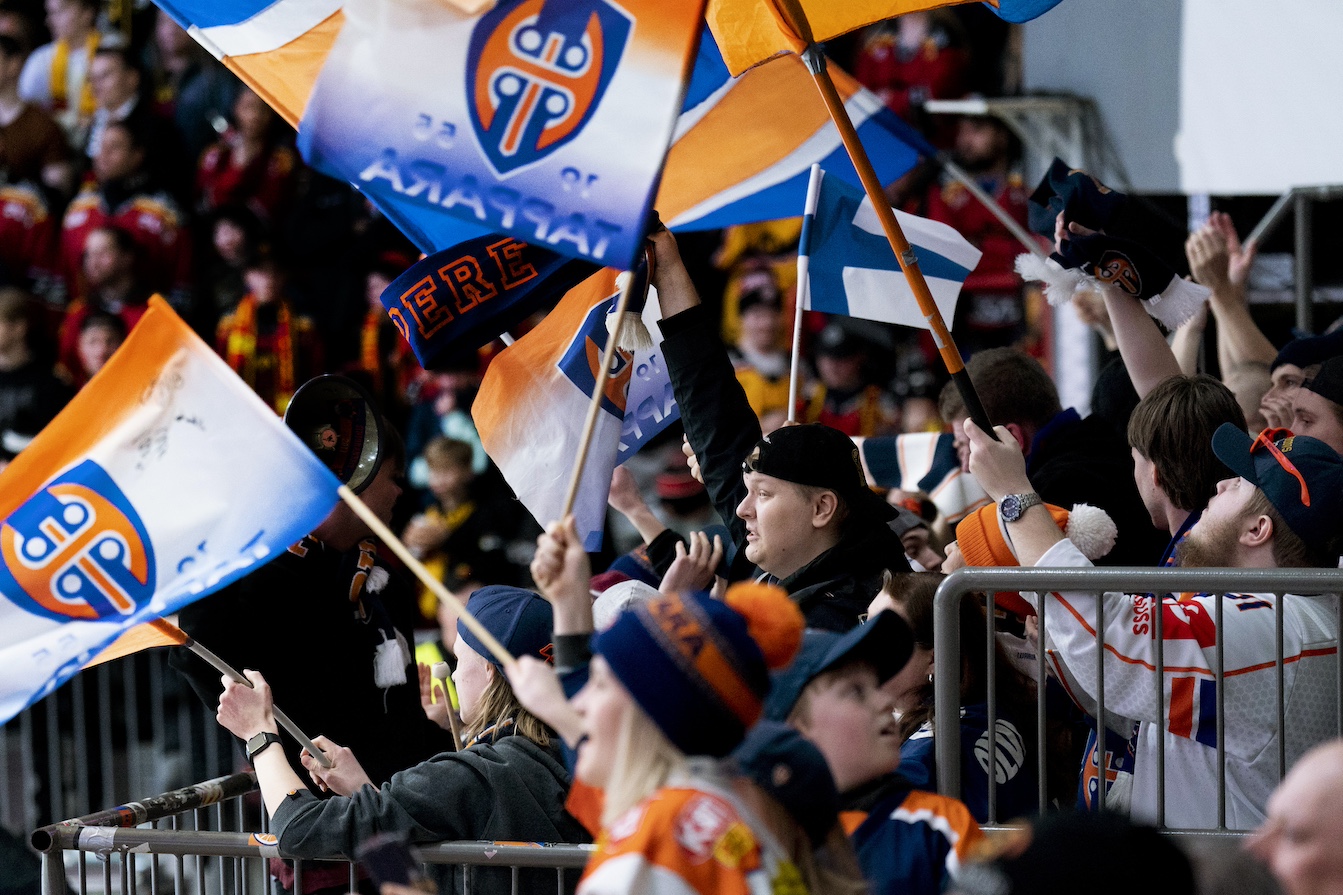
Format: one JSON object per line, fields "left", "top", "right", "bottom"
{"left": 966, "top": 418, "right": 1343, "bottom": 830}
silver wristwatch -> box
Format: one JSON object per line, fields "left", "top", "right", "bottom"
{"left": 999, "top": 491, "right": 1042, "bottom": 523}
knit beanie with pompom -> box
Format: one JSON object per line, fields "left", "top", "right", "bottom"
{"left": 595, "top": 582, "right": 804, "bottom": 757}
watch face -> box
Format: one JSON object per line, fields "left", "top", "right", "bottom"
{"left": 1001, "top": 494, "right": 1022, "bottom": 521}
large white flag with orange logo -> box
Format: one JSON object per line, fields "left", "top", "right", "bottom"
{"left": 0, "top": 298, "right": 341, "bottom": 723}
{"left": 473, "top": 270, "right": 676, "bottom": 550}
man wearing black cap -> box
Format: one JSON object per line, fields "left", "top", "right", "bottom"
{"left": 803, "top": 322, "right": 898, "bottom": 437}
{"left": 965, "top": 416, "right": 1343, "bottom": 829}
{"left": 171, "top": 375, "right": 455, "bottom": 882}
{"left": 650, "top": 229, "right": 909, "bottom": 632}
{"left": 1260, "top": 328, "right": 1343, "bottom": 430}
{"left": 1290, "top": 355, "right": 1343, "bottom": 454}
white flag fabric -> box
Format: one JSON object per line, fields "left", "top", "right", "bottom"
{"left": 0, "top": 298, "right": 341, "bottom": 722}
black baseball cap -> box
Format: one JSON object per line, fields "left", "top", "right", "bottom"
{"left": 1302, "top": 356, "right": 1343, "bottom": 406}
{"left": 744, "top": 423, "right": 896, "bottom": 523}
{"left": 763, "top": 611, "right": 913, "bottom": 721}
{"left": 1211, "top": 424, "right": 1343, "bottom": 553}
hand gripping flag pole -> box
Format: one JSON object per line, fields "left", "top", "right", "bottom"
{"left": 557, "top": 250, "right": 646, "bottom": 520}
{"left": 770, "top": 0, "right": 998, "bottom": 439}
{"left": 139, "top": 618, "right": 335, "bottom": 768}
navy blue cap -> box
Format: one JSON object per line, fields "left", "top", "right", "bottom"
{"left": 1211, "top": 424, "right": 1343, "bottom": 554}
{"left": 456, "top": 585, "right": 554, "bottom": 670}
{"left": 733, "top": 721, "right": 839, "bottom": 846}
{"left": 763, "top": 611, "right": 913, "bottom": 722}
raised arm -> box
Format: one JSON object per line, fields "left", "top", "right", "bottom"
{"left": 1186, "top": 213, "right": 1275, "bottom": 378}
{"left": 652, "top": 229, "right": 760, "bottom": 561}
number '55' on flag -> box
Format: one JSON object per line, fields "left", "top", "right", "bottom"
{"left": 798, "top": 163, "right": 982, "bottom": 330}
{"left": 0, "top": 298, "right": 341, "bottom": 723}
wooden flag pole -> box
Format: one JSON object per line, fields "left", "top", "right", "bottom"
{"left": 788, "top": 163, "right": 823, "bottom": 423}
{"left": 558, "top": 272, "right": 636, "bottom": 519}
{"left": 144, "top": 618, "right": 333, "bottom": 768}
{"left": 766, "top": 0, "right": 995, "bottom": 436}
{"left": 797, "top": 44, "right": 995, "bottom": 436}
{"left": 337, "top": 485, "right": 517, "bottom": 672}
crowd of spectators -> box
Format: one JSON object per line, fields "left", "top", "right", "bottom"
{"left": 3, "top": 6, "right": 1343, "bottom": 895}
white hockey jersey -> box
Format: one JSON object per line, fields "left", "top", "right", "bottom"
{"left": 1025, "top": 539, "right": 1339, "bottom": 830}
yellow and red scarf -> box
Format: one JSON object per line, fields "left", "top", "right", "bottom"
{"left": 223, "top": 294, "right": 295, "bottom": 413}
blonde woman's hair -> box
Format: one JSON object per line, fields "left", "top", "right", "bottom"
{"left": 464, "top": 667, "right": 553, "bottom": 749}
{"left": 600, "top": 703, "right": 685, "bottom": 827}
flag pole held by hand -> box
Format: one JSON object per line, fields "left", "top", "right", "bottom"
{"left": 336, "top": 485, "right": 517, "bottom": 672}
{"left": 145, "top": 618, "right": 333, "bottom": 768}
{"left": 558, "top": 264, "right": 639, "bottom": 519}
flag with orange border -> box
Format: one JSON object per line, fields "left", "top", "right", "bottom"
{"left": 155, "top": 3, "right": 930, "bottom": 253}
{"left": 473, "top": 270, "right": 676, "bottom": 550}
{"left": 0, "top": 298, "right": 341, "bottom": 723}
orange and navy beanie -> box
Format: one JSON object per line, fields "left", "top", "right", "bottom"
{"left": 595, "top": 583, "right": 803, "bottom": 758}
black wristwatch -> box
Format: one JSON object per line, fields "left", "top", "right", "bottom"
{"left": 999, "top": 491, "right": 1042, "bottom": 523}
{"left": 246, "top": 731, "right": 282, "bottom": 762}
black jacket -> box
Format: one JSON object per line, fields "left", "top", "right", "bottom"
{"left": 661, "top": 304, "right": 908, "bottom": 632}
{"left": 170, "top": 538, "right": 455, "bottom": 791}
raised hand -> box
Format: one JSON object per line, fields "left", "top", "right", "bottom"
{"left": 531, "top": 515, "right": 594, "bottom": 634}
{"left": 659, "top": 531, "right": 724, "bottom": 595}
{"left": 505, "top": 657, "right": 583, "bottom": 747}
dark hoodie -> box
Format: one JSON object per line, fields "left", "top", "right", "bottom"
{"left": 271, "top": 726, "right": 590, "bottom": 895}
{"left": 661, "top": 304, "right": 909, "bottom": 632}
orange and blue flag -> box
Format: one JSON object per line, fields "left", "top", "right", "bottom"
{"left": 157, "top": 3, "right": 929, "bottom": 256}
{"left": 0, "top": 298, "right": 341, "bottom": 723}
{"left": 473, "top": 270, "right": 677, "bottom": 550}
{"left": 705, "top": 0, "right": 975, "bottom": 76}
{"left": 296, "top": 0, "right": 703, "bottom": 271}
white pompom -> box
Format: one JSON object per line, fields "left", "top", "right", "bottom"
{"left": 366, "top": 566, "right": 390, "bottom": 594}
{"left": 1065, "top": 503, "right": 1118, "bottom": 560}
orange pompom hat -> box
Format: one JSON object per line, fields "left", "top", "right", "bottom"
{"left": 954, "top": 501, "right": 1118, "bottom": 617}
{"left": 955, "top": 501, "right": 1118, "bottom": 569}
{"left": 594, "top": 582, "right": 803, "bottom": 757}
{"left": 724, "top": 581, "right": 805, "bottom": 671}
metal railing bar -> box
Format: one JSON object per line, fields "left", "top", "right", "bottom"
{"left": 1155, "top": 591, "right": 1165, "bottom": 827}
{"left": 1216, "top": 594, "right": 1226, "bottom": 830}
{"left": 986, "top": 591, "right": 998, "bottom": 824}
{"left": 1036, "top": 594, "right": 1047, "bottom": 816}
{"left": 933, "top": 566, "right": 1343, "bottom": 814}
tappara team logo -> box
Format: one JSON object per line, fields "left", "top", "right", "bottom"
{"left": 466, "top": 0, "right": 633, "bottom": 176}
{"left": 558, "top": 298, "right": 633, "bottom": 417}
{"left": 0, "top": 460, "right": 156, "bottom": 623}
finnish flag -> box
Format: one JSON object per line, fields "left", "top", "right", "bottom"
{"left": 798, "top": 163, "right": 981, "bottom": 329}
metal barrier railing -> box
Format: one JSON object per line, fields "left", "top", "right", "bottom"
{"left": 33, "top": 772, "right": 592, "bottom": 895}
{"left": 2, "top": 649, "right": 235, "bottom": 840}
{"left": 933, "top": 566, "right": 1343, "bottom": 832}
